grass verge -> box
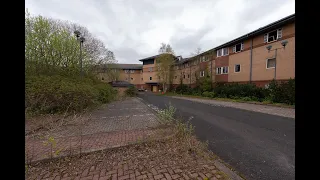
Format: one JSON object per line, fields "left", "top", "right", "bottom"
{"left": 160, "top": 92, "right": 295, "bottom": 109}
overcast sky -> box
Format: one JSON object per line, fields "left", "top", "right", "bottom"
{"left": 26, "top": 0, "right": 295, "bottom": 64}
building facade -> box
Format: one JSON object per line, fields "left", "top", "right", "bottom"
{"left": 99, "top": 14, "right": 295, "bottom": 91}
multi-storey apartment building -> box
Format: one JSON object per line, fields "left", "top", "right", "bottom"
{"left": 99, "top": 14, "right": 295, "bottom": 92}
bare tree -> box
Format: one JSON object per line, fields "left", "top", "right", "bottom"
{"left": 190, "top": 47, "right": 202, "bottom": 56}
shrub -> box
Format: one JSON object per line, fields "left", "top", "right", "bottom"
{"left": 25, "top": 75, "right": 117, "bottom": 115}
{"left": 125, "top": 86, "right": 137, "bottom": 97}
{"left": 175, "top": 84, "right": 191, "bottom": 94}
{"left": 213, "top": 83, "right": 266, "bottom": 101}
{"left": 268, "top": 78, "right": 295, "bottom": 105}
{"left": 202, "top": 91, "right": 210, "bottom": 97}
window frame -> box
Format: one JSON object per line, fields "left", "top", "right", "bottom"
{"left": 200, "top": 71, "right": 205, "bottom": 77}
{"left": 216, "top": 66, "right": 229, "bottom": 75}
{"left": 266, "top": 58, "right": 276, "bottom": 69}
{"left": 234, "top": 64, "right": 241, "bottom": 73}
{"left": 130, "top": 70, "right": 135, "bottom": 73}
{"left": 124, "top": 70, "right": 129, "bottom": 73}
{"left": 149, "top": 67, "right": 153, "bottom": 72}
{"left": 264, "top": 28, "right": 283, "bottom": 43}
{"left": 149, "top": 76, "right": 152, "bottom": 80}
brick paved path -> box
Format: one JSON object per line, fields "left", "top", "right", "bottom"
{"left": 171, "top": 96, "right": 295, "bottom": 118}
{"left": 25, "top": 98, "right": 165, "bottom": 163}
{"left": 25, "top": 128, "right": 173, "bottom": 163}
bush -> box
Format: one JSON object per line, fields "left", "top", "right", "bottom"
{"left": 214, "top": 83, "right": 266, "bottom": 101}
{"left": 25, "top": 75, "right": 116, "bottom": 115}
{"left": 268, "top": 78, "right": 295, "bottom": 105}
{"left": 125, "top": 86, "right": 137, "bottom": 97}
{"left": 202, "top": 91, "right": 215, "bottom": 98}
{"left": 175, "top": 84, "right": 191, "bottom": 94}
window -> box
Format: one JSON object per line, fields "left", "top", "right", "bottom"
{"left": 233, "top": 43, "right": 244, "bottom": 53}
{"left": 130, "top": 70, "right": 135, "bottom": 73}
{"left": 176, "top": 66, "right": 179, "bottom": 70}
{"left": 193, "top": 60, "right": 198, "bottom": 65}
{"left": 149, "top": 67, "right": 153, "bottom": 72}
{"left": 131, "top": 77, "right": 133, "bottom": 80}
{"left": 101, "top": 77, "right": 104, "bottom": 80}
{"left": 264, "top": 29, "right": 282, "bottom": 43}
{"left": 141, "top": 78, "right": 143, "bottom": 80}
{"left": 183, "top": 75, "right": 185, "bottom": 79}
{"left": 187, "top": 74, "right": 190, "bottom": 78}
{"left": 186, "top": 63, "right": 189, "bottom": 67}
{"left": 175, "top": 76, "right": 177, "bottom": 79}
{"left": 234, "top": 64, "right": 241, "bottom": 73}
{"left": 149, "top": 77, "right": 152, "bottom": 80}
{"left": 200, "top": 56, "right": 206, "bottom": 62}
{"left": 266, "top": 58, "right": 276, "bottom": 69}
{"left": 217, "top": 49, "right": 222, "bottom": 57}
{"left": 217, "top": 48, "right": 229, "bottom": 57}
{"left": 125, "top": 70, "right": 129, "bottom": 73}
{"left": 200, "top": 71, "right": 205, "bottom": 77}
{"left": 216, "top": 67, "right": 229, "bottom": 74}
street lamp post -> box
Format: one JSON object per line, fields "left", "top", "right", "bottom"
{"left": 74, "top": 30, "right": 86, "bottom": 77}
{"left": 266, "top": 40, "right": 288, "bottom": 80}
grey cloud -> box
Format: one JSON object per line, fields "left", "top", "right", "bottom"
{"left": 26, "top": 0, "right": 295, "bottom": 63}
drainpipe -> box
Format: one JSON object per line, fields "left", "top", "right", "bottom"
{"left": 189, "top": 62, "right": 192, "bottom": 87}
{"left": 210, "top": 54, "right": 213, "bottom": 89}
{"left": 249, "top": 38, "right": 253, "bottom": 83}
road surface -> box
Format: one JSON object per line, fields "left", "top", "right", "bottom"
{"left": 138, "top": 93, "right": 295, "bottom": 180}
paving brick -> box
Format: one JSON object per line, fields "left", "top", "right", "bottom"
{"left": 205, "top": 173, "right": 213, "bottom": 178}
{"left": 119, "top": 174, "right": 130, "bottom": 180}
{"left": 61, "top": 177, "right": 72, "bottom": 180}
{"left": 135, "top": 170, "right": 141, "bottom": 176}
{"left": 216, "top": 174, "right": 221, "bottom": 179}
{"left": 99, "top": 176, "right": 109, "bottom": 180}
{"left": 106, "top": 170, "right": 117, "bottom": 176}
{"left": 164, "top": 173, "right": 172, "bottom": 180}
{"left": 154, "top": 174, "right": 164, "bottom": 180}
{"left": 54, "top": 176, "right": 61, "bottom": 180}
{"left": 199, "top": 172, "right": 207, "bottom": 179}
{"left": 151, "top": 168, "right": 158, "bottom": 175}
{"left": 174, "top": 169, "right": 182, "bottom": 174}
{"left": 112, "top": 174, "right": 118, "bottom": 180}
{"left": 161, "top": 178, "right": 167, "bottom": 180}
{"left": 80, "top": 175, "right": 94, "bottom": 180}
{"left": 181, "top": 174, "right": 189, "bottom": 180}
{"left": 190, "top": 173, "right": 198, "bottom": 178}
{"left": 171, "top": 174, "right": 180, "bottom": 180}
{"left": 136, "top": 174, "right": 147, "bottom": 180}
{"left": 158, "top": 169, "right": 167, "bottom": 173}
{"left": 93, "top": 174, "right": 100, "bottom": 180}
{"left": 167, "top": 168, "right": 174, "bottom": 175}
{"left": 100, "top": 169, "right": 106, "bottom": 177}
{"left": 82, "top": 168, "right": 89, "bottom": 177}
{"left": 210, "top": 177, "right": 218, "bottom": 180}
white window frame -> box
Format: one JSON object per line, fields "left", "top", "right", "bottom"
{"left": 216, "top": 67, "right": 229, "bottom": 75}
{"left": 266, "top": 58, "right": 276, "bottom": 69}
{"left": 149, "top": 67, "right": 153, "bottom": 72}
{"left": 149, "top": 76, "right": 152, "bottom": 80}
{"left": 264, "top": 28, "right": 282, "bottom": 43}
{"left": 200, "top": 71, "right": 205, "bottom": 77}
{"left": 222, "top": 48, "right": 229, "bottom": 56}
{"left": 130, "top": 70, "right": 135, "bottom": 73}
{"left": 233, "top": 43, "right": 244, "bottom": 53}
{"left": 217, "top": 49, "right": 222, "bottom": 57}
{"left": 125, "top": 70, "right": 129, "bottom": 73}
{"left": 234, "top": 64, "right": 241, "bottom": 73}
{"left": 217, "top": 48, "right": 229, "bottom": 57}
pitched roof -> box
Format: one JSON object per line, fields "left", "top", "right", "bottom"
{"left": 213, "top": 14, "right": 295, "bottom": 50}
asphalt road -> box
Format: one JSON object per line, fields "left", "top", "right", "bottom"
{"left": 138, "top": 93, "right": 295, "bottom": 180}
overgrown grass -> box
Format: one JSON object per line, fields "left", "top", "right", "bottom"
{"left": 25, "top": 75, "right": 117, "bottom": 116}
{"left": 157, "top": 104, "right": 215, "bottom": 161}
